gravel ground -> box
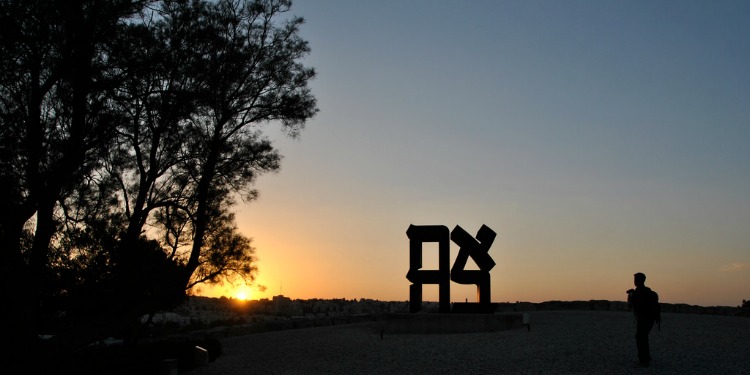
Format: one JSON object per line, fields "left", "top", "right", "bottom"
{"left": 187, "top": 311, "right": 750, "bottom": 374}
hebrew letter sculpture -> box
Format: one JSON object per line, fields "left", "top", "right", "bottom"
{"left": 450, "top": 225, "right": 497, "bottom": 308}
{"left": 407, "top": 224, "right": 497, "bottom": 313}
{"left": 405, "top": 225, "right": 451, "bottom": 313}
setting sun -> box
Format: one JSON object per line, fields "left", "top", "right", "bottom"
{"left": 235, "top": 289, "right": 250, "bottom": 301}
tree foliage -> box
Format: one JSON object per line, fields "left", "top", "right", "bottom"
{"left": 0, "top": 0, "right": 316, "bottom": 351}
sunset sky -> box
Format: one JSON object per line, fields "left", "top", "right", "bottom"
{"left": 194, "top": 0, "right": 749, "bottom": 307}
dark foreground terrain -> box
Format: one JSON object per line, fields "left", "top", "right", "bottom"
{"left": 190, "top": 311, "right": 750, "bottom": 374}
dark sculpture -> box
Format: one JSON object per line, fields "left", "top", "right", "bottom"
{"left": 406, "top": 224, "right": 497, "bottom": 313}
{"left": 406, "top": 225, "right": 451, "bottom": 313}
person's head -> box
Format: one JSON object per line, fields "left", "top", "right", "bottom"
{"left": 634, "top": 272, "right": 646, "bottom": 287}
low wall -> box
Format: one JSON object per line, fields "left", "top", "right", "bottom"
{"left": 378, "top": 313, "right": 524, "bottom": 334}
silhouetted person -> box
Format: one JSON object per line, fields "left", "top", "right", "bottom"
{"left": 626, "top": 272, "right": 661, "bottom": 367}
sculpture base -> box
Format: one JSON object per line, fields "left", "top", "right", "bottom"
{"left": 451, "top": 302, "right": 498, "bottom": 314}
{"left": 378, "top": 312, "right": 524, "bottom": 334}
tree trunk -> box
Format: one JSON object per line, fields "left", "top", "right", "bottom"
{"left": 184, "top": 130, "right": 224, "bottom": 285}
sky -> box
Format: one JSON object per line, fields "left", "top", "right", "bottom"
{"left": 193, "top": 0, "right": 750, "bottom": 307}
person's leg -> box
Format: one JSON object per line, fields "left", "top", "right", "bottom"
{"left": 635, "top": 319, "right": 654, "bottom": 364}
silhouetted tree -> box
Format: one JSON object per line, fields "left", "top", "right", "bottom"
{"left": 0, "top": 0, "right": 150, "bottom": 357}
{"left": 1, "top": 0, "right": 316, "bottom": 354}
{"left": 176, "top": 0, "right": 316, "bottom": 286}
{"left": 103, "top": 0, "right": 316, "bottom": 342}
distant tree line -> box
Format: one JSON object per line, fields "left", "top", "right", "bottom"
{"left": 0, "top": 0, "right": 316, "bottom": 356}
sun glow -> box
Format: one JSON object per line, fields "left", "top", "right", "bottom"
{"left": 235, "top": 288, "right": 251, "bottom": 301}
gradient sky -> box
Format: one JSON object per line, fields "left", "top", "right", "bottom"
{"left": 193, "top": 0, "right": 750, "bottom": 307}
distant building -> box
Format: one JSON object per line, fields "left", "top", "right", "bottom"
{"left": 272, "top": 295, "right": 292, "bottom": 316}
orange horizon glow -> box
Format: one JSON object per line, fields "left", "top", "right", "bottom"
{"left": 191, "top": 277, "right": 273, "bottom": 301}
{"left": 234, "top": 289, "right": 250, "bottom": 301}
{"left": 189, "top": 257, "right": 748, "bottom": 307}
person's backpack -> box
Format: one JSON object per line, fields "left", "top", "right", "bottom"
{"left": 648, "top": 289, "right": 661, "bottom": 329}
